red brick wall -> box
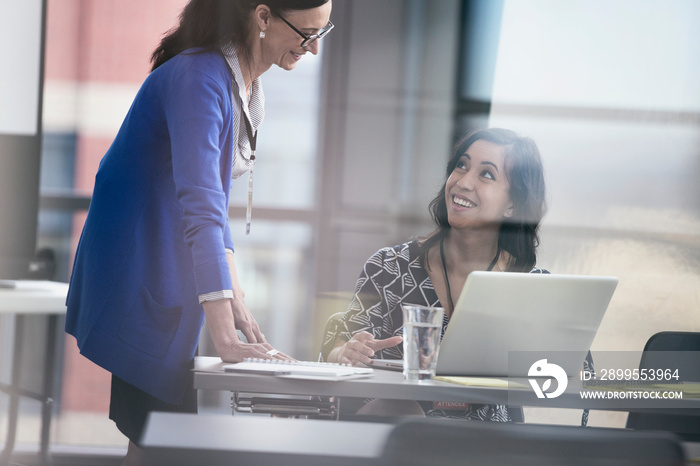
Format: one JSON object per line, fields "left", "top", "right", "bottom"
{"left": 46, "top": 0, "right": 185, "bottom": 84}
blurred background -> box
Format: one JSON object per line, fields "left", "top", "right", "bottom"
{"left": 1, "top": 0, "right": 699, "bottom": 455}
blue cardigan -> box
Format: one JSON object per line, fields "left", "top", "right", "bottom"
{"left": 66, "top": 49, "right": 239, "bottom": 404}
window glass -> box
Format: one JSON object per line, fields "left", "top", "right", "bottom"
{"left": 483, "top": 0, "right": 700, "bottom": 426}
{"left": 222, "top": 219, "right": 315, "bottom": 357}
{"left": 229, "top": 55, "right": 322, "bottom": 210}
{"left": 32, "top": 0, "right": 323, "bottom": 451}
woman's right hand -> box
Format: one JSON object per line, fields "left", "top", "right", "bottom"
{"left": 217, "top": 337, "right": 294, "bottom": 364}
{"left": 203, "top": 299, "right": 294, "bottom": 363}
{"left": 330, "top": 331, "right": 402, "bottom": 366}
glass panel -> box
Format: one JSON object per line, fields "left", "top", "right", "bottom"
{"left": 486, "top": 0, "right": 700, "bottom": 427}
{"left": 223, "top": 219, "right": 314, "bottom": 357}
{"left": 458, "top": 0, "right": 505, "bottom": 102}
{"left": 198, "top": 220, "right": 315, "bottom": 412}
{"left": 492, "top": 0, "right": 700, "bottom": 111}
{"left": 34, "top": 0, "right": 323, "bottom": 452}
{"left": 37, "top": 133, "right": 77, "bottom": 281}
{"left": 228, "top": 54, "right": 323, "bottom": 210}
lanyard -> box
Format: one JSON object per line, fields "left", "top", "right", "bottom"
{"left": 221, "top": 48, "right": 260, "bottom": 235}
{"left": 440, "top": 237, "right": 500, "bottom": 315}
{"left": 244, "top": 117, "right": 257, "bottom": 235}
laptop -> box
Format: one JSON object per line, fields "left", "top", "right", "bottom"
{"left": 435, "top": 271, "right": 618, "bottom": 378}
{"left": 370, "top": 272, "right": 618, "bottom": 378}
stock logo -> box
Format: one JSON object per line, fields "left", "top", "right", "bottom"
{"left": 528, "top": 359, "right": 568, "bottom": 399}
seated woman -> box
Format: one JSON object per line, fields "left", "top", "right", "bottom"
{"left": 325, "top": 127, "right": 550, "bottom": 422}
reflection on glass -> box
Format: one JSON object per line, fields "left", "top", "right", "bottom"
{"left": 229, "top": 54, "right": 322, "bottom": 210}
{"left": 224, "top": 219, "right": 314, "bottom": 357}
{"left": 34, "top": 4, "right": 323, "bottom": 451}
{"left": 198, "top": 219, "right": 315, "bottom": 412}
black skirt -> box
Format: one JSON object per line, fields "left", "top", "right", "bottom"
{"left": 108, "top": 363, "right": 197, "bottom": 446}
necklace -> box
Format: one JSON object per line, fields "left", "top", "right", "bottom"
{"left": 439, "top": 237, "right": 500, "bottom": 314}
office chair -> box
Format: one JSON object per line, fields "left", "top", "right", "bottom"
{"left": 319, "top": 311, "right": 347, "bottom": 361}
{"left": 380, "top": 418, "right": 685, "bottom": 466}
{"left": 625, "top": 331, "right": 700, "bottom": 441}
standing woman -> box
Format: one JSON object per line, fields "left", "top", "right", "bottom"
{"left": 65, "top": 0, "right": 333, "bottom": 463}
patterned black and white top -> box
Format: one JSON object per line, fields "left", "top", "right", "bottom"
{"left": 326, "top": 240, "right": 548, "bottom": 422}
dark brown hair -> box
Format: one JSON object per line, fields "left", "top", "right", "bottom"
{"left": 151, "top": 0, "right": 330, "bottom": 71}
{"left": 419, "top": 128, "right": 548, "bottom": 272}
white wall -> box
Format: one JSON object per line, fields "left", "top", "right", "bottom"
{"left": 0, "top": 0, "right": 43, "bottom": 135}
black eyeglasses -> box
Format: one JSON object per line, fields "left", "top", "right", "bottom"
{"left": 278, "top": 16, "right": 334, "bottom": 48}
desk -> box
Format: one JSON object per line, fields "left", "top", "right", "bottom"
{"left": 0, "top": 281, "right": 69, "bottom": 465}
{"left": 141, "top": 412, "right": 392, "bottom": 465}
{"left": 194, "top": 357, "right": 700, "bottom": 414}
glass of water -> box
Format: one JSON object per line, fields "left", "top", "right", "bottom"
{"left": 401, "top": 304, "right": 444, "bottom": 382}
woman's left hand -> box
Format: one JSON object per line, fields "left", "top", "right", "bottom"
{"left": 226, "top": 251, "right": 267, "bottom": 344}
{"left": 203, "top": 298, "right": 295, "bottom": 363}
{"left": 230, "top": 290, "right": 266, "bottom": 344}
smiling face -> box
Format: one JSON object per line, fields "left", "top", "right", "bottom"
{"left": 444, "top": 139, "right": 514, "bottom": 231}
{"left": 258, "top": 2, "right": 332, "bottom": 71}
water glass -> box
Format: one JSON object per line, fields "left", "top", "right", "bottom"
{"left": 401, "top": 304, "right": 444, "bottom": 382}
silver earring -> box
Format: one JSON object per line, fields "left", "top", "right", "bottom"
{"left": 259, "top": 31, "right": 266, "bottom": 39}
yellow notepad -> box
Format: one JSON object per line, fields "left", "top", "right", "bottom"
{"left": 436, "top": 376, "right": 528, "bottom": 389}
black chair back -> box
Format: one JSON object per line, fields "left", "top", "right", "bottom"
{"left": 625, "top": 331, "right": 700, "bottom": 441}
{"left": 381, "top": 418, "right": 685, "bottom": 466}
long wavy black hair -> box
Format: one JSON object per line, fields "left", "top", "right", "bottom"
{"left": 418, "top": 128, "right": 548, "bottom": 272}
{"left": 151, "top": 0, "right": 330, "bottom": 71}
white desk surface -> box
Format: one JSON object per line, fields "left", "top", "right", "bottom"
{"left": 194, "top": 356, "right": 700, "bottom": 413}
{"left": 195, "top": 356, "right": 513, "bottom": 405}
{"left": 0, "top": 280, "right": 68, "bottom": 314}
{"left": 141, "top": 412, "right": 392, "bottom": 465}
